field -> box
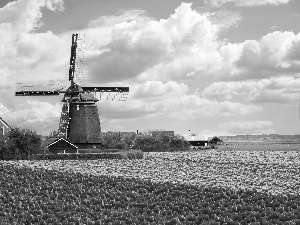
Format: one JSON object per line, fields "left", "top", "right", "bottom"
{"left": 1, "top": 150, "right": 300, "bottom": 224}
{"left": 218, "top": 142, "right": 300, "bottom": 151}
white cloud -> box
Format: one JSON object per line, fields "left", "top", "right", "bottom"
{"left": 131, "top": 81, "right": 188, "bottom": 99}
{"left": 99, "top": 92, "right": 263, "bottom": 122}
{"left": 207, "top": 10, "right": 242, "bottom": 32}
{"left": 202, "top": 76, "right": 300, "bottom": 104}
{"left": 88, "top": 10, "right": 151, "bottom": 28}
{"left": 0, "top": 100, "right": 61, "bottom": 132}
{"left": 205, "top": 0, "right": 292, "bottom": 7}
{"left": 270, "top": 26, "right": 278, "bottom": 30}
{"left": 85, "top": 3, "right": 222, "bottom": 83}
{"left": 217, "top": 31, "right": 300, "bottom": 80}
{"left": 217, "top": 121, "right": 275, "bottom": 135}
{"left": 0, "top": 0, "right": 64, "bottom": 34}
{"left": 0, "top": 0, "right": 68, "bottom": 87}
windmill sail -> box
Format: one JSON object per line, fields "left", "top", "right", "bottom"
{"left": 15, "top": 83, "right": 67, "bottom": 96}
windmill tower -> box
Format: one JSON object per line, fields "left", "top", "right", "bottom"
{"left": 15, "top": 33, "right": 129, "bottom": 149}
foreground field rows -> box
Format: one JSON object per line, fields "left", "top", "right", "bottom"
{"left": 1, "top": 150, "right": 300, "bottom": 224}
{"left": 8, "top": 151, "right": 300, "bottom": 196}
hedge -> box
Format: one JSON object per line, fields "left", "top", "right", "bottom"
{"left": 30, "top": 150, "right": 144, "bottom": 160}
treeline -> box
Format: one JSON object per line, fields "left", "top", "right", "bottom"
{"left": 101, "top": 130, "right": 190, "bottom": 152}
{"left": 47, "top": 130, "right": 191, "bottom": 152}
{"left": 0, "top": 128, "right": 191, "bottom": 160}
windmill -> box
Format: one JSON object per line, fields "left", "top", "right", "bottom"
{"left": 15, "top": 33, "right": 129, "bottom": 149}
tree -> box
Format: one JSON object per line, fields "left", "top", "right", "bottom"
{"left": 101, "top": 131, "right": 130, "bottom": 150}
{"left": 0, "top": 127, "right": 42, "bottom": 160}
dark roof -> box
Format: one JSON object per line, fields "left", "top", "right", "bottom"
{"left": 0, "top": 117, "right": 11, "bottom": 129}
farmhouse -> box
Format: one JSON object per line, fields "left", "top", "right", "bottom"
{"left": 184, "top": 135, "right": 209, "bottom": 148}
{"left": 0, "top": 117, "right": 11, "bottom": 137}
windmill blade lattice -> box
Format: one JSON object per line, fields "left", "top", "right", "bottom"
{"left": 16, "top": 83, "right": 67, "bottom": 95}
{"left": 74, "top": 34, "right": 85, "bottom": 83}
{"left": 96, "top": 92, "right": 128, "bottom": 101}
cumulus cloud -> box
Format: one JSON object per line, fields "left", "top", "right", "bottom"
{"left": 85, "top": 3, "right": 221, "bottom": 83}
{"left": 218, "top": 31, "right": 300, "bottom": 80}
{"left": 0, "top": 0, "right": 68, "bottom": 87}
{"left": 217, "top": 121, "right": 275, "bottom": 135}
{"left": 0, "top": 0, "right": 64, "bottom": 34}
{"left": 202, "top": 76, "right": 300, "bottom": 104}
{"left": 0, "top": 100, "right": 61, "bottom": 133}
{"left": 205, "top": 0, "right": 292, "bottom": 7}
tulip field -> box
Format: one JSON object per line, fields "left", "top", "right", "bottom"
{"left": 1, "top": 150, "right": 300, "bottom": 224}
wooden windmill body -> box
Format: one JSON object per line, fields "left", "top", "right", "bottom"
{"left": 15, "top": 33, "right": 129, "bottom": 149}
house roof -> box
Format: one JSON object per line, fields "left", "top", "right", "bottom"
{"left": 0, "top": 117, "right": 11, "bottom": 129}
{"left": 46, "top": 138, "right": 78, "bottom": 148}
{"left": 184, "top": 135, "right": 208, "bottom": 141}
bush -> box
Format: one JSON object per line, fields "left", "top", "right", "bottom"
{"left": 0, "top": 127, "right": 42, "bottom": 160}
{"left": 101, "top": 131, "right": 135, "bottom": 150}
{"left": 133, "top": 130, "right": 190, "bottom": 152}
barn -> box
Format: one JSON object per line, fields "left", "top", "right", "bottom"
{"left": 46, "top": 138, "right": 78, "bottom": 154}
{"left": 184, "top": 135, "right": 209, "bottom": 148}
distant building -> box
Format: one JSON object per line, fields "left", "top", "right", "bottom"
{"left": 0, "top": 117, "right": 11, "bottom": 137}
{"left": 184, "top": 135, "right": 208, "bottom": 147}
{"left": 151, "top": 131, "right": 175, "bottom": 138}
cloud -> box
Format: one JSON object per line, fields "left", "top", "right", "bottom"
{"left": 0, "top": 0, "right": 68, "bottom": 87}
{"left": 0, "top": 0, "right": 64, "bottom": 34}
{"left": 217, "top": 31, "right": 300, "bottom": 80}
{"left": 207, "top": 10, "right": 242, "bottom": 32}
{"left": 131, "top": 81, "right": 188, "bottom": 99}
{"left": 88, "top": 10, "right": 151, "bottom": 28}
{"left": 0, "top": 100, "right": 61, "bottom": 134}
{"left": 205, "top": 0, "right": 292, "bottom": 7}
{"left": 217, "top": 121, "right": 275, "bottom": 135}
{"left": 85, "top": 3, "right": 221, "bottom": 83}
{"left": 270, "top": 26, "right": 278, "bottom": 30}
{"left": 202, "top": 76, "right": 300, "bottom": 104}
{"left": 98, "top": 81, "right": 263, "bottom": 122}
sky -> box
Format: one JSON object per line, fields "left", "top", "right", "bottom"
{"left": 0, "top": 0, "right": 300, "bottom": 136}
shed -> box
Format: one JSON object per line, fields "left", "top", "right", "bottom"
{"left": 46, "top": 138, "right": 78, "bottom": 154}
